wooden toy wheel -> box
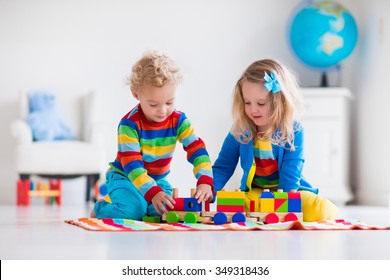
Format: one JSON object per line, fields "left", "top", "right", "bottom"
{"left": 232, "top": 212, "right": 246, "bottom": 223}
{"left": 184, "top": 212, "right": 198, "bottom": 223}
{"left": 166, "top": 211, "right": 180, "bottom": 223}
{"left": 265, "top": 213, "right": 279, "bottom": 224}
{"left": 213, "top": 212, "right": 228, "bottom": 225}
{"left": 284, "top": 213, "right": 298, "bottom": 222}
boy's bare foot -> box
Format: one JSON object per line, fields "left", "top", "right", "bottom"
{"left": 90, "top": 199, "right": 105, "bottom": 218}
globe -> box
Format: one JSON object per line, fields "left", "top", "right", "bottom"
{"left": 289, "top": 0, "right": 358, "bottom": 70}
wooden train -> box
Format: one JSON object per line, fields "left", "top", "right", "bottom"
{"left": 158, "top": 188, "right": 303, "bottom": 225}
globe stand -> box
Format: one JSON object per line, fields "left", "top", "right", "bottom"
{"left": 320, "top": 72, "right": 328, "bottom": 87}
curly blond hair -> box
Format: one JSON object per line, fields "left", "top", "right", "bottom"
{"left": 128, "top": 50, "right": 183, "bottom": 92}
{"left": 231, "top": 59, "right": 302, "bottom": 150}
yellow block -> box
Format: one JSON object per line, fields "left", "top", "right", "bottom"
{"left": 260, "top": 198, "right": 274, "bottom": 212}
{"left": 217, "top": 190, "right": 245, "bottom": 199}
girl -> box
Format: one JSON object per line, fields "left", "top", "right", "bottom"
{"left": 212, "top": 59, "right": 339, "bottom": 222}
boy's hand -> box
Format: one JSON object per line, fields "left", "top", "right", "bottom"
{"left": 151, "top": 191, "right": 176, "bottom": 215}
{"left": 195, "top": 184, "right": 213, "bottom": 204}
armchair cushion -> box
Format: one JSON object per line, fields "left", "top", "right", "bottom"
{"left": 27, "top": 91, "right": 75, "bottom": 141}
{"left": 15, "top": 141, "right": 104, "bottom": 175}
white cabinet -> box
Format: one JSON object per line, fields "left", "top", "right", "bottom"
{"left": 300, "top": 87, "right": 353, "bottom": 206}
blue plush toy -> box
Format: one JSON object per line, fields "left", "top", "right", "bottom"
{"left": 27, "top": 91, "right": 75, "bottom": 141}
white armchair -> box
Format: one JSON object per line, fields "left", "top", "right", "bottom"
{"left": 10, "top": 90, "right": 106, "bottom": 202}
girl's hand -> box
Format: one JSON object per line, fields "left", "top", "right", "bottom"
{"left": 151, "top": 191, "right": 176, "bottom": 215}
{"left": 195, "top": 184, "right": 213, "bottom": 204}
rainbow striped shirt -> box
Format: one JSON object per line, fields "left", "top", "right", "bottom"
{"left": 109, "top": 104, "right": 213, "bottom": 202}
{"left": 252, "top": 138, "right": 279, "bottom": 188}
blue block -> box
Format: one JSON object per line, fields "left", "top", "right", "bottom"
{"left": 260, "top": 191, "right": 274, "bottom": 198}
{"left": 184, "top": 197, "right": 202, "bottom": 211}
{"left": 288, "top": 198, "right": 302, "bottom": 212}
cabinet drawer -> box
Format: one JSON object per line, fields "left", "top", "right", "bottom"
{"left": 302, "top": 96, "right": 344, "bottom": 118}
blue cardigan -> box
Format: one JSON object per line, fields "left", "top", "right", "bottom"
{"left": 212, "top": 123, "right": 318, "bottom": 194}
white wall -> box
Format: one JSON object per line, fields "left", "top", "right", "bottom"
{"left": 349, "top": 0, "right": 390, "bottom": 205}
{"left": 0, "top": 0, "right": 383, "bottom": 206}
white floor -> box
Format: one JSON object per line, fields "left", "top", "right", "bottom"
{"left": 1, "top": 203, "right": 390, "bottom": 260}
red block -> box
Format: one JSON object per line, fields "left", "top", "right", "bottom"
{"left": 172, "top": 197, "right": 184, "bottom": 211}
{"left": 216, "top": 205, "right": 245, "bottom": 212}
{"left": 204, "top": 200, "right": 210, "bottom": 212}
{"left": 50, "top": 179, "right": 62, "bottom": 206}
{"left": 17, "top": 180, "right": 30, "bottom": 206}
{"left": 288, "top": 191, "right": 301, "bottom": 199}
{"left": 250, "top": 200, "right": 255, "bottom": 212}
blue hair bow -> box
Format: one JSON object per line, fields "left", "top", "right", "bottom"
{"left": 264, "top": 71, "right": 281, "bottom": 93}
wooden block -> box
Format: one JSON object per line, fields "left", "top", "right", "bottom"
{"left": 250, "top": 200, "right": 255, "bottom": 212}
{"left": 17, "top": 179, "right": 30, "bottom": 206}
{"left": 202, "top": 200, "right": 210, "bottom": 212}
{"left": 288, "top": 191, "right": 301, "bottom": 199}
{"left": 216, "top": 205, "right": 245, "bottom": 212}
{"left": 260, "top": 198, "right": 274, "bottom": 212}
{"left": 172, "top": 197, "right": 184, "bottom": 211}
{"left": 274, "top": 191, "right": 288, "bottom": 199}
{"left": 50, "top": 180, "right": 62, "bottom": 205}
{"left": 260, "top": 191, "right": 274, "bottom": 198}
{"left": 274, "top": 198, "right": 288, "bottom": 212}
{"left": 216, "top": 198, "right": 245, "bottom": 206}
{"left": 217, "top": 190, "right": 245, "bottom": 199}
{"left": 184, "top": 197, "right": 202, "bottom": 211}
{"left": 142, "top": 216, "right": 161, "bottom": 223}
{"left": 288, "top": 198, "right": 302, "bottom": 212}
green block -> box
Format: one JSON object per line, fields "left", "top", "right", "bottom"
{"left": 274, "top": 191, "right": 288, "bottom": 199}
{"left": 142, "top": 215, "right": 161, "bottom": 223}
{"left": 217, "top": 198, "right": 245, "bottom": 206}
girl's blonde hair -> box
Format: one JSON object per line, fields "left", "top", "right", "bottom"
{"left": 128, "top": 50, "right": 183, "bottom": 92}
{"left": 231, "top": 59, "right": 302, "bottom": 150}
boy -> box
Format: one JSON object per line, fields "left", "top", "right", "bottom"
{"left": 91, "top": 51, "right": 213, "bottom": 219}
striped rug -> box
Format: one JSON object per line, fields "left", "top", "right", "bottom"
{"left": 65, "top": 218, "right": 390, "bottom": 231}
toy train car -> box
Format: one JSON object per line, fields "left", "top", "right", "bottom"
{"left": 160, "top": 188, "right": 302, "bottom": 225}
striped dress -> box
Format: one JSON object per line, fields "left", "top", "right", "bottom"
{"left": 109, "top": 104, "right": 213, "bottom": 202}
